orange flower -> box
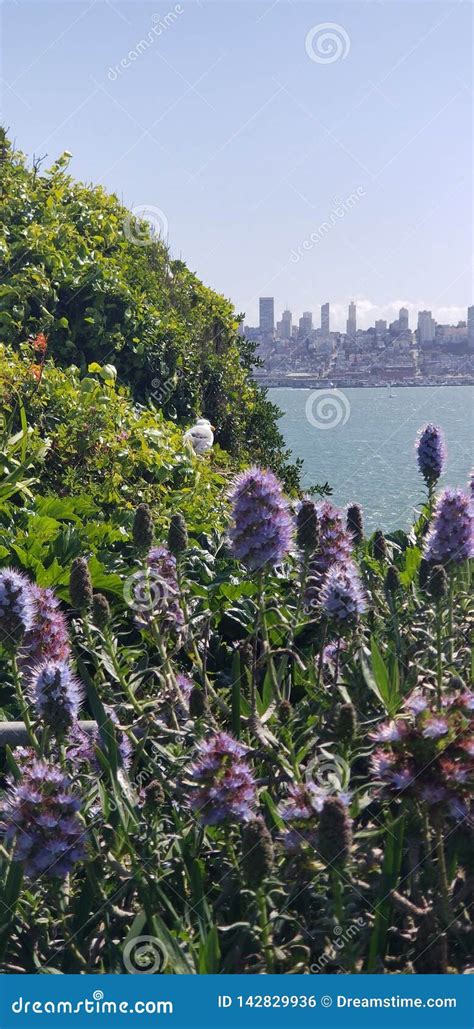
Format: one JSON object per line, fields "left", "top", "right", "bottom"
{"left": 30, "top": 364, "right": 43, "bottom": 382}
{"left": 32, "top": 332, "right": 48, "bottom": 354}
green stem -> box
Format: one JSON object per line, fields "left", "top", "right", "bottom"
{"left": 257, "top": 574, "right": 281, "bottom": 702}
{"left": 436, "top": 602, "right": 443, "bottom": 706}
{"left": 258, "top": 889, "right": 274, "bottom": 973}
{"left": 12, "top": 655, "right": 38, "bottom": 751}
{"left": 447, "top": 570, "right": 454, "bottom": 663}
{"left": 434, "top": 822, "right": 450, "bottom": 927}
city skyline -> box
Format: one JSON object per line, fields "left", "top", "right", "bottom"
{"left": 249, "top": 298, "right": 473, "bottom": 342}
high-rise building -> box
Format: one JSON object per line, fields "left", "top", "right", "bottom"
{"left": 468, "top": 305, "right": 474, "bottom": 350}
{"left": 346, "top": 301, "right": 357, "bottom": 339}
{"left": 399, "top": 307, "right": 409, "bottom": 331}
{"left": 321, "top": 302, "right": 330, "bottom": 337}
{"left": 417, "top": 310, "right": 435, "bottom": 344}
{"left": 259, "top": 297, "right": 275, "bottom": 338}
{"left": 299, "top": 311, "right": 313, "bottom": 338}
{"left": 280, "top": 309, "right": 292, "bottom": 340}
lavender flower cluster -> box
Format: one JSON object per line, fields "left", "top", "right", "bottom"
{"left": 186, "top": 731, "right": 256, "bottom": 825}
{"left": 416, "top": 423, "right": 446, "bottom": 486}
{"left": 279, "top": 784, "right": 352, "bottom": 866}
{"left": 0, "top": 569, "right": 34, "bottom": 647}
{"left": 424, "top": 488, "right": 473, "bottom": 566}
{"left": 228, "top": 467, "right": 293, "bottom": 571}
{"left": 29, "top": 660, "right": 83, "bottom": 732}
{"left": 20, "top": 584, "right": 71, "bottom": 675}
{"left": 134, "top": 545, "right": 184, "bottom": 632}
{"left": 371, "top": 687, "right": 473, "bottom": 819}
{"left": 1, "top": 759, "right": 87, "bottom": 878}
{"left": 320, "top": 561, "right": 367, "bottom": 625}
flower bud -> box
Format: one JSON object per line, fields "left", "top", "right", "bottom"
{"left": 385, "top": 565, "right": 400, "bottom": 593}
{"left": 132, "top": 503, "right": 154, "bottom": 551}
{"left": 92, "top": 593, "right": 111, "bottom": 629}
{"left": 337, "top": 702, "right": 358, "bottom": 741}
{"left": 316, "top": 796, "right": 352, "bottom": 868}
{"left": 373, "top": 530, "right": 387, "bottom": 562}
{"left": 278, "top": 699, "right": 292, "bottom": 725}
{"left": 346, "top": 504, "right": 364, "bottom": 545}
{"left": 296, "top": 500, "right": 319, "bottom": 552}
{"left": 167, "top": 513, "right": 188, "bottom": 556}
{"left": 189, "top": 686, "right": 205, "bottom": 718}
{"left": 241, "top": 817, "right": 274, "bottom": 888}
{"left": 427, "top": 564, "right": 448, "bottom": 601}
{"left": 69, "top": 557, "right": 93, "bottom": 611}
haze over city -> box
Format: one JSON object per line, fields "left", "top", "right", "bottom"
{"left": 2, "top": 0, "right": 472, "bottom": 329}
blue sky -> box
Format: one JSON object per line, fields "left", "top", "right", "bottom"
{"left": 2, "top": 0, "right": 472, "bottom": 330}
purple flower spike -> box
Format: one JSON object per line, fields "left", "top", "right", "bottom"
{"left": 0, "top": 568, "right": 34, "bottom": 648}
{"left": 228, "top": 467, "right": 293, "bottom": 572}
{"left": 186, "top": 731, "right": 256, "bottom": 825}
{"left": 20, "top": 585, "right": 71, "bottom": 676}
{"left": 424, "top": 488, "right": 473, "bottom": 566}
{"left": 30, "top": 660, "right": 83, "bottom": 732}
{"left": 416, "top": 424, "right": 446, "bottom": 486}
{"left": 1, "top": 759, "right": 87, "bottom": 878}
{"left": 320, "top": 561, "right": 367, "bottom": 624}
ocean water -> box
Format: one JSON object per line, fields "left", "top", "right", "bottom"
{"left": 269, "top": 385, "right": 473, "bottom": 533}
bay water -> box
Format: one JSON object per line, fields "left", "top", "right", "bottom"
{"left": 269, "top": 385, "right": 473, "bottom": 533}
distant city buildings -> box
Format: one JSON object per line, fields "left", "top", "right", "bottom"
{"left": 259, "top": 297, "right": 274, "bottom": 338}
{"left": 346, "top": 301, "right": 357, "bottom": 340}
{"left": 245, "top": 297, "right": 473, "bottom": 387}
{"left": 468, "top": 305, "right": 474, "bottom": 350}
{"left": 399, "top": 307, "right": 409, "bottom": 332}
{"left": 321, "top": 302, "right": 330, "bottom": 338}
{"left": 417, "top": 310, "right": 435, "bottom": 344}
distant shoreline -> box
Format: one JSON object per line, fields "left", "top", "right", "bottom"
{"left": 256, "top": 377, "right": 474, "bottom": 390}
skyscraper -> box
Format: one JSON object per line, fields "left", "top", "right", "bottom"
{"left": 321, "top": 302, "right": 330, "bottom": 337}
{"left": 299, "top": 311, "right": 313, "bottom": 338}
{"left": 399, "top": 307, "right": 409, "bottom": 332}
{"left": 346, "top": 301, "right": 357, "bottom": 339}
{"left": 259, "top": 297, "right": 274, "bottom": 339}
{"left": 468, "top": 305, "right": 474, "bottom": 350}
{"left": 417, "top": 310, "right": 435, "bottom": 344}
{"left": 280, "top": 309, "right": 292, "bottom": 340}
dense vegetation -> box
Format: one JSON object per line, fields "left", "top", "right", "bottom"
{"left": 0, "top": 130, "right": 299, "bottom": 490}
{"left": 0, "top": 137, "right": 472, "bottom": 976}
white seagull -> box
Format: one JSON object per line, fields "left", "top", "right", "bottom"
{"left": 184, "top": 418, "right": 215, "bottom": 455}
